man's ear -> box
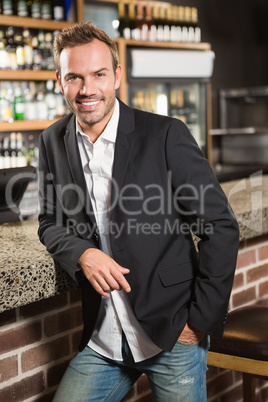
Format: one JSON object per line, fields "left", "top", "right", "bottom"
{"left": 56, "top": 71, "right": 64, "bottom": 94}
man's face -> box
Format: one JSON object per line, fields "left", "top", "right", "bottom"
{"left": 57, "top": 39, "right": 121, "bottom": 139}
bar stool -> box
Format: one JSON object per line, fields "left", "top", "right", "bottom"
{"left": 207, "top": 305, "right": 268, "bottom": 402}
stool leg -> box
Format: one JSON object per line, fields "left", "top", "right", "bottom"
{"left": 243, "top": 373, "right": 256, "bottom": 402}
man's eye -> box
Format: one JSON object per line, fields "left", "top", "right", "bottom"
{"left": 96, "top": 73, "right": 105, "bottom": 77}
{"left": 68, "top": 76, "right": 79, "bottom": 81}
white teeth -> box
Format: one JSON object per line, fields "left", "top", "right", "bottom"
{"left": 81, "top": 100, "right": 99, "bottom": 106}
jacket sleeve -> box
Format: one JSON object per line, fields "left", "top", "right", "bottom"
{"left": 38, "top": 133, "right": 97, "bottom": 283}
{"left": 165, "top": 119, "right": 239, "bottom": 337}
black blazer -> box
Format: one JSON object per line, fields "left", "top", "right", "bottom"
{"left": 38, "top": 100, "right": 239, "bottom": 352}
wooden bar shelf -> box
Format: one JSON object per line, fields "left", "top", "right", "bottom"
{"left": 0, "top": 120, "right": 58, "bottom": 132}
{"left": 0, "top": 14, "right": 74, "bottom": 30}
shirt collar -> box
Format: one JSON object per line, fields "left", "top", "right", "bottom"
{"left": 76, "top": 98, "right": 119, "bottom": 144}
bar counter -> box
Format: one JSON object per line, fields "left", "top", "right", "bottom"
{"left": 1, "top": 175, "right": 268, "bottom": 314}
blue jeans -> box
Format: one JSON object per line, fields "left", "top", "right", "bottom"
{"left": 53, "top": 334, "right": 209, "bottom": 402}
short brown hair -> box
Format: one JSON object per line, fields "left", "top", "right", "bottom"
{"left": 54, "top": 21, "right": 119, "bottom": 75}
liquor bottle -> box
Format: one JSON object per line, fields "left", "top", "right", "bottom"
{"left": 44, "top": 32, "right": 55, "bottom": 70}
{"left": 45, "top": 80, "right": 56, "bottom": 120}
{"left": 14, "top": 86, "right": 25, "bottom": 120}
{"left": 191, "top": 7, "right": 201, "bottom": 43}
{"left": 2, "top": 136, "right": 11, "bottom": 169}
{"left": 2, "top": 0, "right": 14, "bottom": 15}
{"left": 128, "top": 0, "right": 136, "bottom": 40}
{"left": 41, "top": 0, "right": 52, "bottom": 20}
{"left": 30, "top": 0, "right": 41, "bottom": 18}
{"left": 53, "top": 0, "right": 65, "bottom": 21}
{"left": 38, "top": 30, "right": 46, "bottom": 69}
{"left": 24, "top": 81, "right": 37, "bottom": 120}
{"left": 135, "top": 1, "right": 144, "bottom": 41}
{"left": 145, "top": 2, "right": 153, "bottom": 41}
{"left": 16, "top": 0, "right": 29, "bottom": 17}
{"left": 0, "top": 87, "right": 13, "bottom": 122}
{"left": 182, "top": 7, "right": 191, "bottom": 42}
{"left": 0, "top": 30, "right": 9, "bottom": 70}
{"left": 9, "top": 132, "right": 17, "bottom": 168}
{"left": 117, "top": 0, "right": 126, "bottom": 38}
{"left": 5, "top": 27, "right": 18, "bottom": 71}
{"left": 15, "top": 35, "right": 26, "bottom": 70}
{"left": 54, "top": 81, "right": 66, "bottom": 118}
{"left": 36, "top": 85, "right": 48, "bottom": 120}
{"left": 23, "top": 28, "right": 33, "bottom": 70}
{"left": 16, "top": 133, "right": 27, "bottom": 167}
{"left": 32, "top": 36, "right": 42, "bottom": 70}
{"left": 0, "top": 139, "right": 4, "bottom": 170}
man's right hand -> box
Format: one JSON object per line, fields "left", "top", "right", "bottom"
{"left": 78, "top": 248, "right": 131, "bottom": 297}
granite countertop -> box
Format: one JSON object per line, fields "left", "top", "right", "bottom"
{"left": 1, "top": 175, "right": 268, "bottom": 314}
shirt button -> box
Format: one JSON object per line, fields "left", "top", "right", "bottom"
{"left": 98, "top": 202, "right": 104, "bottom": 209}
{"left": 95, "top": 175, "right": 100, "bottom": 181}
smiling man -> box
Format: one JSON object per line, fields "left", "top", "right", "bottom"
{"left": 38, "top": 22, "right": 239, "bottom": 402}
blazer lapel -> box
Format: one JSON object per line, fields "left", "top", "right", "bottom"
{"left": 111, "top": 100, "right": 136, "bottom": 209}
{"left": 63, "top": 115, "right": 96, "bottom": 225}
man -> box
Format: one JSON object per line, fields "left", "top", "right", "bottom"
{"left": 38, "top": 21, "right": 239, "bottom": 401}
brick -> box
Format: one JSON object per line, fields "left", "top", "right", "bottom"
{"left": 47, "top": 360, "right": 69, "bottom": 387}
{"left": 44, "top": 306, "right": 82, "bottom": 337}
{"left": 232, "top": 287, "right": 256, "bottom": 309}
{"left": 0, "top": 356, "right": 18, "bottom": 382}
{"left": 246, "top": 263, "right": 268, "bottom": 283}
{"left": 71, "top": 329, "right": 83, "bottom": 353}
{"left": 0, "top": 371, "right": 45, "bottom": 401}
{"left": 232, "top": 272, "right": 244, "bottom": 289}
{"left": 0, "top": 308, "right": 16, "bottom": 327}
{"left": 259, "top": 281, "right": 268, "bottom": 298}
{"left": 0, "top": 321, "right": 42, "bottom": 354}
{"left": 19, "top": 293, "right": 68, "bottom": 318}
{"left": 21, "top": 336, "right": 70, "bottom": 372}
{"left": 236, "top": 250, "right": 256, "bottom": 269}
{"left": 69, "top": 288, "right": 82, "bottom": 304}
{"left": 258, "top": 245, "right": 268, "bottom": 261}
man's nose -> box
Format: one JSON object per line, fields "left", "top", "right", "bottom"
{"left": 79, "top": 79, "right": 96, "bottom": 96}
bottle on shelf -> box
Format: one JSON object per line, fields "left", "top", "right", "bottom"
{"left": 126, "top": 0, "right": 136, "bottom": 40}
{"left": 0, "top": 85, "right": 13, "bottom": 122}
{"left": 43, "top": 31, "right": 55, "bottom": 70}
{"left": 0, "top": 139, "right": 4, "bottom": 169}
{"left": 29, "top": 0, "right": 42, "bottom": 19}
{"left": 23, "top": 28, "right": 33, "bottom": 70}
{"left": 15, "top": 34, "right": 26, "bottom": 70}
{"left": 40, "top": 0, "right": 52, "bottom": 20}
{"left": 32, "top": 35, "right": 42, "bottom": 70}
{"left": 53, "top": 0, "right": 65, "bottom": 21}
{"left": 13, "top": 85, "right": 25, "bottom": 120}
{"left": 16, "top": 0, "right": 29, "bottom": 17}
{"left": 2, "top": 136, "right": 11, "bottom": 169}
{"left": 45, "top": 79, "right": 57, "bottom": 120}
{"left": 5, "top": 27, "right": 18, "bottom": 71}
{"left": 0, "top": 30, "right": 9, "bottom": 70}
{"left": 9, "top": 132, "right": 17, "bottom": 168}
{"left": 2, "top": 0, "right": 14, "bottom": 16}
{"left": 16, "top": 132, "right": 27, "bottom": 167}
{"left": 191, "top": 7, "right": 201, "bottom": 43}
{"left": 117, "top": 0, "right": 126, "bottom": 38}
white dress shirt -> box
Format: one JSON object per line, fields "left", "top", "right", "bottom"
{"left": 76, "top": 99, "right": 162, "bottom": 362}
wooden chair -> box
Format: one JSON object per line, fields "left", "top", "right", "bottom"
{"left": 207, "top": 305, "right": 268, "bottom": 402}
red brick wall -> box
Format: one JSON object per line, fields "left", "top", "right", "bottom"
{"left": 207, "top": 234, "right": 268, "bottom": 402}
{"left": 1, "top": 235, "right": 268, "bottom": 401}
